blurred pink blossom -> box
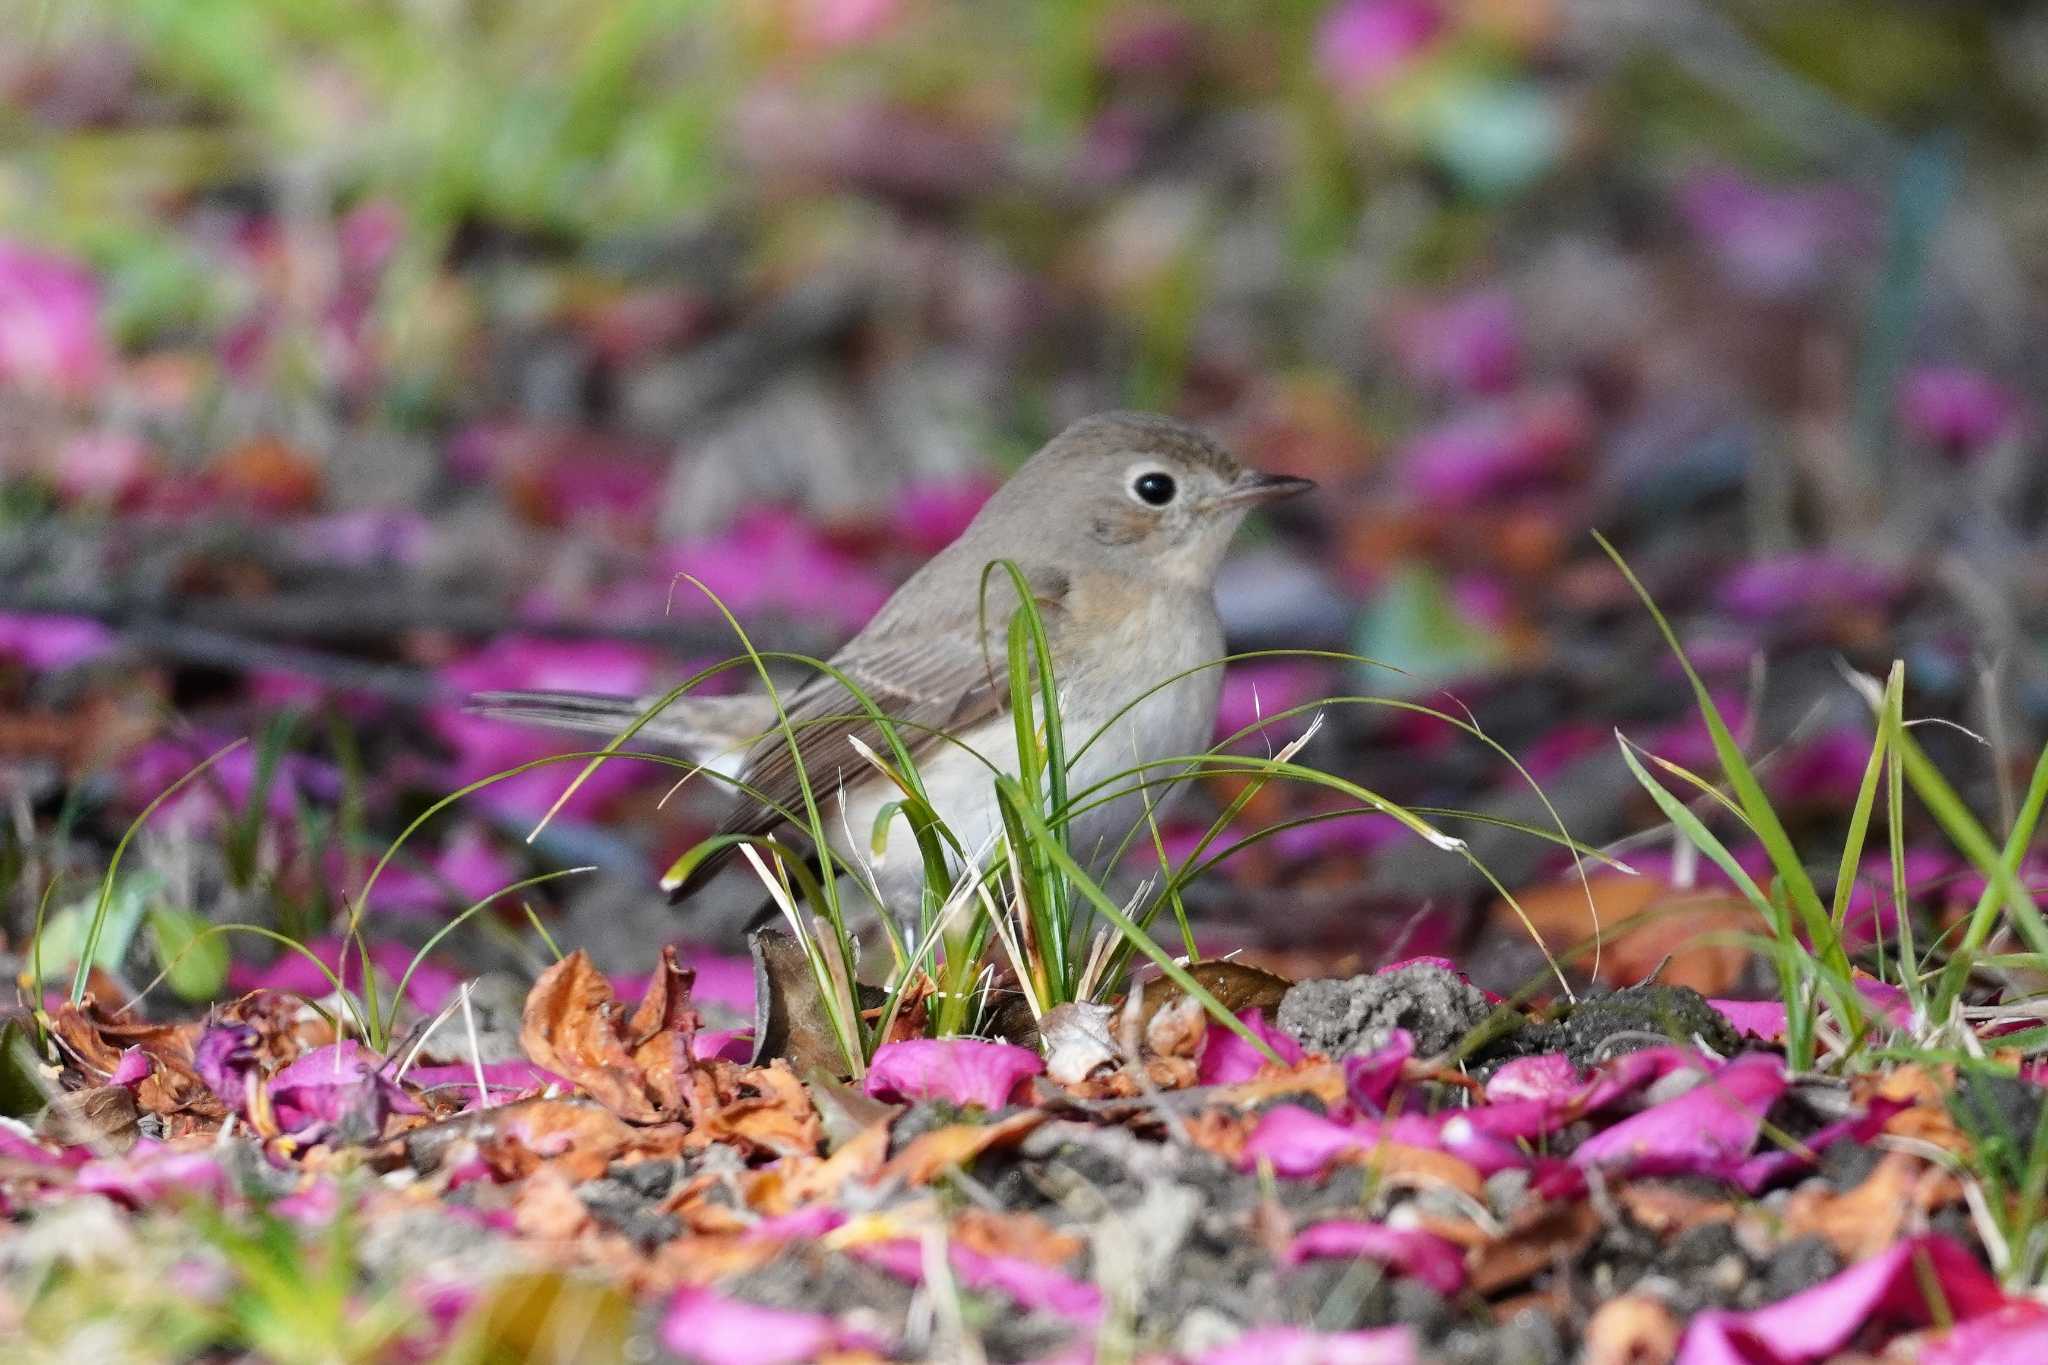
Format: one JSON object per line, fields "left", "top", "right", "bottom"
{"left": 794, "top": 0, "right": 900, "bottom": 47}
{"left": 0, "top": 240, "right": 109, "bottom": 395}
{"left": 1676, "top": 1235, "right": 2006, "bottom": 1365}
{"left": 1393, "top": 288, "right": 1520, "bottom": 395}
{"left": 1716, "top": 553, "right": 1902, "bottom": 620}
{"left": 1899, "top": 365, "right": 2024, "bottom": 459}
{"left": 656, "top": 507, "right": 893, "bottom": 633}
{"left": 891, "top": 476, "right": 997, "bottom": 555}
{"left": 1677, "top": 169, "right": 1866, "bottom": 299}
{"left": 1101, "top": 6, "right": 1200, "bottom": 75}
{"left": 1285, "top": 1220, "right": 1466, "bottom": 1295}
{"left": 854, "top": 1238, "right": 1103, "bottom": 1321}
{"left": 337, "top": 198, "right": 404, "bottom": 279}
{"left": 1317, "top": 0, "right": 1446, "bottom": 92}
{"left": 0, "top": 613, "right": 118, "bottom": 670}
{"left": 225, "top": 936, "right": 462, "bottom": 1012}
{"left": 75, "top": 1145, "right": 227, "bottom": 1207}
{"left": 51, "top": 431, "right": 153, "bottom": 503}
{"left": 1397, "top": 389, "right": 1587, "bottom": 508}
{"left": 300, "top": 509, "right": 430, "bottom": 567}
{"left": 431, "top": 636, "right": 657, "bottom": 819}
{"left": 660, "top": 1287, "right": 888, "bottom": 1365}
{"left": 1216, "top": 659, "right": 1332, "bottom": 740}
{"left": 338, "top": 825, "right": 522, "bottom": 921}
{"left": 123, "top": 737, "right": 342, "bottom": 828}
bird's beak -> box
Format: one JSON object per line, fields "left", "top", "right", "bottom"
{"left": 1215, "top": 469, "right": 1316, "bottom": 510}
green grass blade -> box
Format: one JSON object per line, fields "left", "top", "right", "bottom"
{"left": 73, "top": 736, "right": 249, "bottom": 1005}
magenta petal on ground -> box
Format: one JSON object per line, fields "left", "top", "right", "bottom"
{"left": 110, "top": 1046, "right": 153, "bottom": 1089}
{"left": 1922, "top": 1304, "right": 2048, "bottom": 1365}
{"left": 856, "top": 1240, "right": 1103, "bottom": 1322}
{"left": 1286, "top": 1220, "right": 1466, "bottom": 1295}
{"left": 1675, "top": 1235, "right": 2005, "bottom": 1365}
{"left": 1343, "top": 1029, "right": 1414, "bottom": 1112}
{"left": 863, "top": 1038, "right": 1043, "bottom": 1110}
{"left": 0, "top": 613, "right": 119, "bottom": 670}
{"left": 194, "top": 1025, "right": 262, "bottom": 1110}
{"left": 403, "top": 1060, "right": 569, "bottom": 1099}
{"left": 268, "top": 1041, "right": 420, "bottom": 1141}
{"left": 1709, "top": 999, "right": 1789, "bottom": 1042}
{"left": 1572, "top": 1052, "right": 1787, "bottom": 1176}
{"left": 76, "top": 1145, "right": 227, "bottom": 1207}
{"left": 1195, "top": 1324, "right": 1419, "bottom": 1365}
{"left": 659, "top": 1286, "right": 884, "bottom": 1365}
{"left": 1484, "top": 1053, "right": 1580, "bottom": 1104}
{"left": 1240, "top": 1105, "right": 1379, "bottom": 1178}
{"left": 1734, "top": 1097, "right": 1910, "bottom": 1195}
{"left": 745, "top": 1206, "right": 847, "bottom": 1241}
{"left": 1199, "top": 1008, "right": 1307, "bottom": 1086}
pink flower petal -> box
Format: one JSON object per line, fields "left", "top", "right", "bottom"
{"left": 854, "top": 1238, "right": 1102, "bottom": 1321}
{"left": 1899, "top": 365, "right": 2023, "bottom": 458}
{"left": 1198, "top": 1008, "right": 1306, "bottom": 1086}
{"left": 1195, "top": 1324, "right": 1420, "bottom": 1365}
{"left": 0, "top": 240, "right": 109, "bottom": 395}
{"left": 1922, "top": 1304, "right": 2048, "bottom": 1365}
{"left": 1239, "top": 1105, "right": 1438, "bottom": 1178}
{"left": 267, "top": 1040, "right": 420, "bottom": 1141}
{"left": 1484, "top": 1053, "right": 1580, "bottom": 1104}
{"left": 226, "top": 937, "right": 462, "bottom": 1012}
{"left": 1708, "top": 999, "right": 1789, "bottom": 1041}
{"left": 1573, "top": 1052, "right": 1787, "bottom": 1177}
{"left": 1316, "top": 0, "right": 1445, "bottom": 92}
{"left": 1286, "top": 1220, "right": 1467, "bottom": 1294}
{"left": 863, "top": 1038, "right": 1044, "bottom": 1110}
{"left": 1396, "top": 390, "right": 1588, "bottom": 508}
{"left": 1343, "top": 1029, "right": 1414, "bottom": 1111}
{"left": 76, "top": 1144, "right": 227, "bottom": 1207}
{"left": 1393, "top": 288, "right": 1520, "bottom": 395}
{"left": 0, "top": 613, "right": 118, "bottom": 670}
{"left": 1676, "top": 1236, "right": 2005, "bottom": 1365}
{"left": 659, "top": 1286, "right": 886, "bottom": 1365}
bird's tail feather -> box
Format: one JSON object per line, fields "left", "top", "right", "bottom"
{"left": 467, "top": 689, "right": 712, "bottom": 756}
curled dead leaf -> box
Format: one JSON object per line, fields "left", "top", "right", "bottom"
{"left": 1779, "top": 1151, "right": 1959, "bottom": 1262}
{"left": 881, "top": 1110, "right": 1046, "bottom": 1185}
{"left": 520, "top": 948, "right": 700, "bottom": 1124}
{"left": 1136, "top": 960, "right": 1292, "bottom": 1028}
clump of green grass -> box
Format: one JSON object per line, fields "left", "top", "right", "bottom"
{"left": 1598, "top": 531, "right": 2048, "bottom": 1076}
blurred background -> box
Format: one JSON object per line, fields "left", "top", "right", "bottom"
{"left": 4, "top": 0, "right": 2048, "bottom": 1001}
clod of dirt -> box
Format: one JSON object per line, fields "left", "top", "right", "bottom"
{"left": 1749, "top": 1235, "right": 1841, "bottom": 1307}
{"left": 1438, "top": 1307, "right": 1568, "bottom": 1365}
{"left": 576, "top": 1174, "right": 682, "bottom": 1252}
{"left": 1276, "top": 963, "right": 1494, "bottom": 1059}
{"left": 1550, "top": 983, "right": 1741, "bottom": 1068}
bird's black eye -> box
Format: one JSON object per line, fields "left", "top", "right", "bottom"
{"left": 1133, "top": 471, "right": 1177, "bottom": 506}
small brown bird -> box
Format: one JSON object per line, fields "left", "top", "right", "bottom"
{"left": 476, "top": 411, "right": 1312, "bottom": 919}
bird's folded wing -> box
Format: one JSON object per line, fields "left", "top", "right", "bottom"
{"left": 670, "top": 565, "right": 1069, "bottom": 893}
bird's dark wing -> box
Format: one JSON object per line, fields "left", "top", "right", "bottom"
{"left": 664, "top": 564, "right": 1070, "bottom": 897}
